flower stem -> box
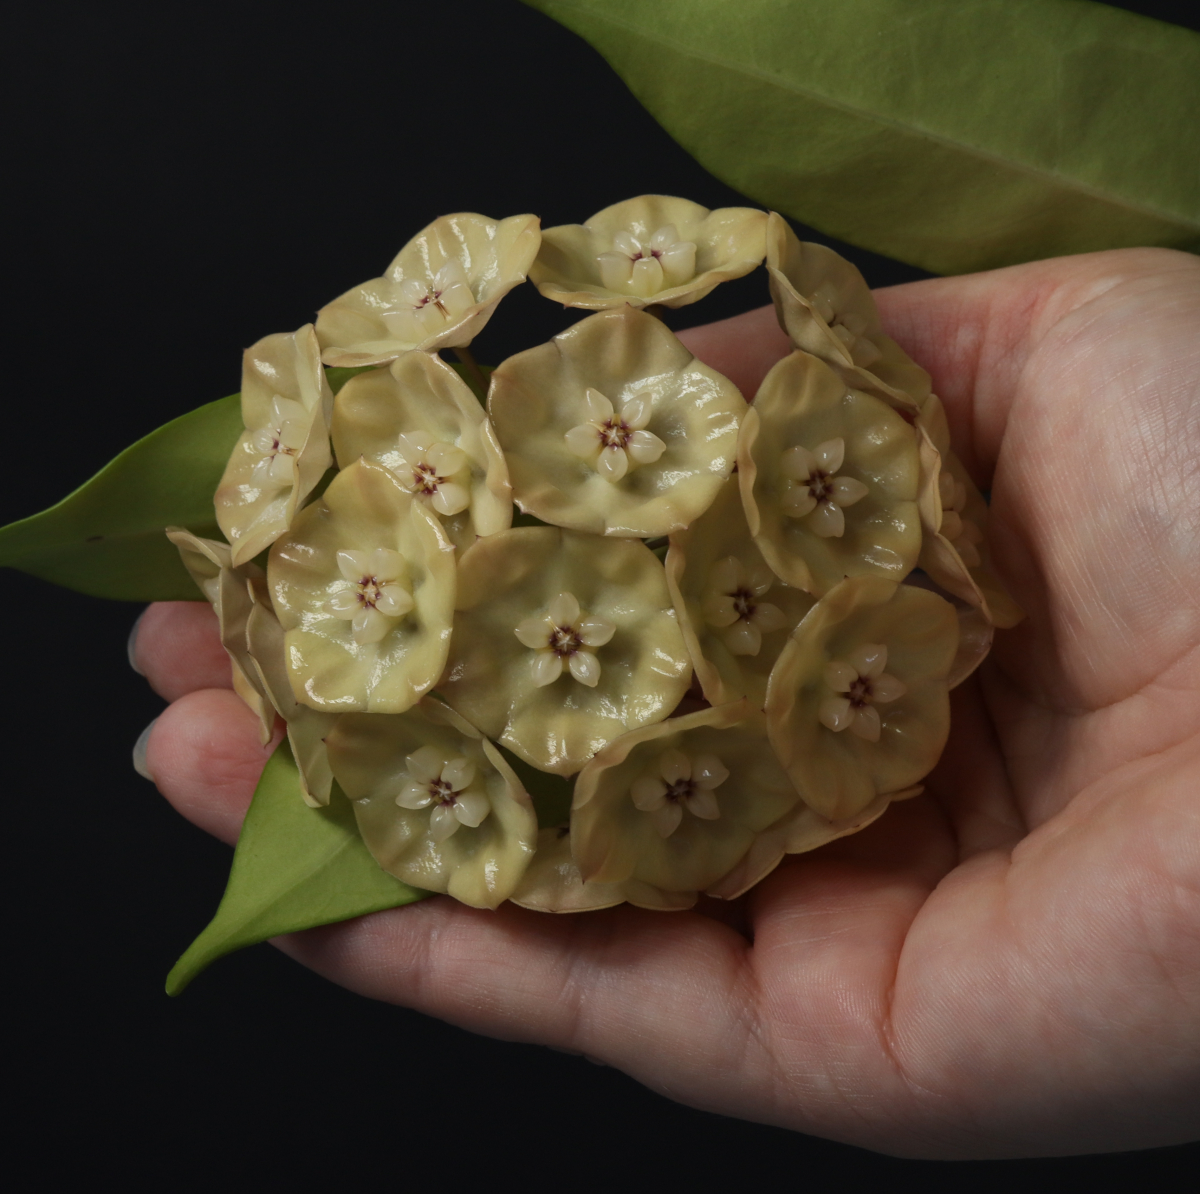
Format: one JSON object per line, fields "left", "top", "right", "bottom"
{"left": 453, "top": 347, "right": 490, "bottom": 404}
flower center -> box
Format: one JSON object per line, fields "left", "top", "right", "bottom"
{"left": 731, "top": 587, "right": 756, "bottom": 620}
{"left": 429, "top": 778, "right": 456, "bottom": 805}
{"left": 599, "top": 418, "right": 633, "bottom": 449}
{"left": 354, "top": 575, "right": 387, "bottom": 609}
{"left": 805, "top": 469, "right": 833, "bottom": 503}
{"left": 550, "top": 625, "right": 583, "bottom": 656}
{"left": 847, "top": 675, "right": 874, "bottom": 707}
{"left": 664, "top": 778, "right": 696, "bottom": 803}
{"left": 411, "top": 286, "right": 449, "bottom": 315}
{"left": 413, "top": 461, "right": 447, "bottom": 495}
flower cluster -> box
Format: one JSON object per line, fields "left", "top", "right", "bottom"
{"left": 178, "top": 196, "right": 1020, "bottom": 912}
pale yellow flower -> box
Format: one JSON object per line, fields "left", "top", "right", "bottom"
{"left": 509, "top": 826, "right": 697, "bottom": 913}
{"left": 739, "top": 351, "right": 921, "bottom": 595}
{"left": 438, "top": 527, "right": 691, "bottom": 776}
{"left": 327, "top": 700, "right": 537, "bottom": 909}
{"left": 570, "top": 702, "right": 801, "bottom": 894}
{"left": 215, "top": 324, "right": 333, "bottom": 566}
{"left": 766, "top": 214, "right": 931, "bottom": 413}
{"left": 166, "top": 529, "right": 274, "bottom": 743}
{"left": 268, "top": 460, "right": 456, "bottom": 714}
{"left": 915, "top": 421, "right": 1024, "bottom": 630}
{"left": 331, "top": 351, "right": 511, "bottom": 550}
{"left": 665, "top": 477, "right": 814, "bottom": 707}
{"left": 489, "top": 308, "right": 743, "bottom": 536}
{"left": 316, "top": 213, "right": 540, "bottom": 367}
{"left": 531, "top": 195, "right": 766, "bottom": 310}
{"left": 765, "top": 577, "right": 958, "bottom": 820}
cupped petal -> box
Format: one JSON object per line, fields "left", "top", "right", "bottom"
{"left": 739, "top": 353, "right": 921, "bottom": 596}
{"left": 531, "top": 651, "right": 564, "bottom": 687}
{"left": 849, "top": 704, "right": 882, "bottom": 742}
{"left": 331, "top": 350, "right": 511, "bottom": 551}
{"left": 571, "top": 702, "right": 801, "bottom": 892}
{"left": 781, "top": 487, "right": 818, "bottom": 519}
{"left": 687, "top": 788, "right": 721, "bottom": 821}
{"left": 781, "top": 445, "right": 817, "bottom": 481}
{"left": 703, "top": 593, "right": 740, "bottom": 628}
{"left": 216, "top": 324, "right": 333, "bottom": 567}
{"left": 490, "top": 307, "right": 744, "bottom": 537}
{"left": 824, "top": 660, "right": 858, "bottom": 692}
{"left": 565, "top": 423, "right": 600, "bottom": 457}
{"left": 548, "top": 591, "right": 581, "bottom": 626}
{"left": 530, "top": 196, "right": 767, "bottom": 311}
{"left": 316, "top": 212, "right": 541, "bottom": 366}
{"left": 373, "top": 583, "right": 415, "bottom": 618}
{"left": 630, "top": 776, "right": 668, "bottom": 811}
{"left": 440, "top": 757, "right": 476, "bottom": 792}
{"left": 515, "top": 614, "right": 552, "bottom": 649}
{"left": 871, "top": 672, "right": 908, "bottom": 703}
{"left": 659, "top": 749, "right": 692, "bottom": 785}
{"left": 396, "top": 782, "right": 434, "bottom": 810}
{"left": 268, "top": 460, "right": 456, "bottom": 714}
{"left": 831, "top": 476, "right": 870, "bottom": 507}
{"left": 577, "top": 615, "right": 616, "bottom": 647}
{"left": 848, "top": 642, "right": 888, "bottom": 678}
{"left": 709, "top": 556, "right": 743, "bottom": 594}
{"left": 692, "top": 755, "right": 730, "bottom": 789}
{"left": 723, "top": 620, "right": 762, "bottom": 657}
{"left": 766, "top": 577, "right": 958, "bottom": 819}
{"left": 814, "top": 438, "right": 845, "bottom": 472}
{"left": 406, "top": 745, "right": 444, "bottom": 784}
{"left": 568, "top": 650, "right": 601, "bottom": 687}
{"left": 751, "top": 602, "right": 788, "bottom": 634}
{"left": 328, "top": 700, "right": 537, "bottom": 908}
{"left": 440, "top": 528, "right": 691, "bottom": 776}
{"left": 619, "top": 395, "right": 651, "bottom": 429}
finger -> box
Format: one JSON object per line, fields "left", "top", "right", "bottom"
{"left": 676, "top": 305, "right": 791, "bottom": 399}
{"left": 145, "top": 687, "right": 279, "bottom": 845}
{"left": 872, "top": 246, "right": 1199, "bottom": 478}
{"left": 131, "top": 601, "right": 231, "bottom": 700}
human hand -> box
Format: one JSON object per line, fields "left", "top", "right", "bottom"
{"left": 133, "top": 247, "right": 1200, "bottom": 1160}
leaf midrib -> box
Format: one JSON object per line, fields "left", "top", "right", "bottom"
{"left": 572, "top": 6, "right": 1197, "bottom": 229}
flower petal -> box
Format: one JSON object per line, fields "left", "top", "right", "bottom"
{"left": 781, "top": 486, "right": 817, "bottom": 519}
{"left": 405, "top": 746, "right": 444, "bottom": 784}
{"left": 367, "top": 547, "right": 406, "bottom": 580}
{"left": 850, "top": 705, "right": 882, "bottom": 742}
{"left": 630, "top": 776, "right": 668, "bottom": 811}
{"left": 818, "top": 696, "right": 854, "bottom": 732}
{"left": 780, "top": 445, "right": 816, "bottom": 481}
{"left": 871, "top": 673, "right": 908, "bottom": 704}
{"left": 373, "top": 583, "right": 414, "bottom": 618}
{"left": 692, "top": 754, "right": 729, "bottom": 789}
{"left": 395, "top": 782, "right": 433, "bottom": 810}
{"left": 596, "top": 445, "right": 629, "bottom": 482}
{"left": 848, "top": 643, "right": 888, "bottom": 678}
{"left": 710, "top": 556, "right": 743, "bottom": 593}
{"left": 440, "top": 757, "right": 476, "bottom": 792}
{"left": 723, "top": 619, "right": 762, "bottom": 657}
{"left": 337, "top": 549, "right": 370, "bottom": 582}
{"left": 612, "top": 231, "right": 642, "bottom": 258}
{"left": 809, "top": 501, "right": 845, "bottom": 538}
{"left": 649, "top": 801, "right": 683, "bottom": 839}
{"left": 619, "top": 394, "right": 652, "bottom": 430}
{"left": 583, "top": 387, "right": 614, "bottom": 422}
{"left": 824, "top": 661, "right": 858, "bottom": 692}
{"left": 429, "top": 803, "right": 462, "bottom": 842}
{"left": 548, "top": 591, "right": 580, "bottom": 626}
{"left": 815, "top": 438, "right": 845, "bottom": 472}
{"left": 569, "top": 650, "right": 601, "bottom": 687}
{"left": 598, "top": 251, "right": 634, "bottom": 290}
{"left": 702, "top": 593, "right": 739, "bottom": 628}
{"left": 577, "top": 615, "right": 616, "bottom": 647}
{"left": 626, "top": 430, "right": 666, "bottom": 464}
{"left": 630, "top": 254, "right": 664, "bottom": 298}
{"left": 530, "top": 650, "right": 564, "bottom": 687}
{"left": 326, "top": 589, "right": 361, "bottom": 616}
{"left": 453, "top": 790, "right": 491, "bottom": 827}
{"left": 352, "top": 607, "right": 391, "bottom": 644}
{"left": 659, "top": 749, "right": 691, "bottom": 785}
{"left": 686, "top": 788, "right": 720, "bottom": 820}
{"left": 658, "top": 242, "right": 696, "bottom": 287}
{"left": 751, "top": 602, "right": 788, "bottom": 634}
{"left": 649, "top": 224, "right": 680, "bottom": 251}
{"left": 431, "top": 482, "right": 470, "bottom": 516}
{"left": 831, "top": 476, "right": 869, "bottom": 508}
{"left": 565, "top": 423, "right": 600, "bottom": 457}
{"left": 515, "top": 615, "right": 552, "bottom": 649}
{"left": 426, "top": 442, "right": 466, "bottom": 475}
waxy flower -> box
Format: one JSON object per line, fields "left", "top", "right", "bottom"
{"left": 515, "top": 590, "right": 616, "bottom": 688}
{"left": 531, "top": 195, "right": 767, "bottom": 310}
{"left": 489, "top": 308, "right": 744, "bottom": 536}
{"left": 766, "top": 577, "right": 958, "bottom": 820}
{"left": 268, "top": 460, "right": 455, "bottom": 714}
{"left": 510, "top": 826, "right": 697, "bottom": 913}
{"left": 666, "top": 478, "right": 814, "bottom": 707}
{"left": 244, "top": 600, "right": 337, "bottom": 807}
{"left": 766, "top": 214, "right": 931, "bottom": 413}
{"left": 167, "top": 529, "right": 274, "bottom": 743}
{"left": 316, "top": 213, "right": 540, "bottom": 367}
{"left": 739, "top": 351, "right": 921, "bottom": 595}
{"left": 439, "top": 527, "right": 691, "bottom": 775}
{"left": 570, "top": 702, "right": 802, "bottom": 894}
{"left": 332, "top": 350, "right": 511, "bottom": 550}
{"left": 215, "top": 325, "right": 333, "bottom": 566}
{"left": 916, "top": 424, "right": 1024, "bottom": 630}
{"left": 327, "top": 700, "right": 537, "bottom": 909}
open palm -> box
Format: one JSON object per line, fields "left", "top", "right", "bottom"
{"left": 138, "top": 247, "right": 1200, "bottom": 1160}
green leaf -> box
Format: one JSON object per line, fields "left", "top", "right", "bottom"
{"left": 0, "top": 394, "right": 244, "bottom": 601}
{"left": 167, "top": 739, "right": 429, "bottom": 995}
{"left": 525, "top": 0, "right": 1200, "bottom": 274}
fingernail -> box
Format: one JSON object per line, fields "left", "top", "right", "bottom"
{"left": 127, "top": 609, "right": 146, "bottom": 675}
{"left": 133, "top": 718, "right": 157, "bottom": 781}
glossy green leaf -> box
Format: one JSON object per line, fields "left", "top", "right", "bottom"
{"left": 0, "top": 395, "right": 243, "bottom": 601}
{"left": 525, "top": 0, "right": 1200, "bottom": 274}
{"left": 167, "top": 739, "right": 429, "bottom": 995}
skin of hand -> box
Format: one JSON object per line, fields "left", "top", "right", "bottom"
{"left": 133, "top": 247, "right": 1200, "bottom": 1160}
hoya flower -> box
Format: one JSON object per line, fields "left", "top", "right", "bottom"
{"left": 563, "top": 388, "right": 666, "bottom": 483}
{"left": 439, "top": 527, "right": 691, "bottom": 776}
{"left": 331, "top": 350, "right": 511, "bottom": 550}
{"left": 241, "top": 599, "right": 338, "bottom": 807}
{"left": 489, "top": 308, "right": 743, "bottom": 537}
{"left": 706, "top": 787, "right": 907, "bottom": 901}
{"left": 515, "top": 590, "right": 616, "bottom": 688}
{"left": 510, "top": 826, "right": 697, "bottom": 913}
{"left": 739, "top": 350, "right": 921, "bottom": 595}
{"left": 327, "top": 700, "right": 537, "bottom": 909}
{"left": 167, "top": 529, "right": 274, "bottom": 743}
{"left": 916, "top": 423, "right": 1024, "bottom": 630}
{"left": 530, "top": 195, "right": 766, "bottom": 310}
{"left": 665, "top": 477, "right": 814, "bottom": 707}
{"left": 766, "top": 214, "right": 931, "bottom": 412}
{"left": 215, "top": 324, "right": 333, "bottom": 566}
{"left": 268, "top": 459, "right": 456, "bottom": 714}
{"left": 315, "top": 213, "right": 541, "bottom": 367}
{"left": 570, "top": 702, "right": 802, "bottom": 894}
{"left": 765, "top": 576, "right": 958, "bottom": 820}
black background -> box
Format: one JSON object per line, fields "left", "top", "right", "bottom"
{"left": 4, "top": 1, "right": 1198, "bottom": 1186}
